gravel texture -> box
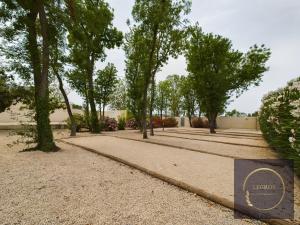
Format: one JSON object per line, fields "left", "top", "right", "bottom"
{"left": 0, "top": 131, "right": 265, "bottom": 225}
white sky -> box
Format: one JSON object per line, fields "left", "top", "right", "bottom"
{"left": 68, "top": 0, "right": 300, "bottom": 113}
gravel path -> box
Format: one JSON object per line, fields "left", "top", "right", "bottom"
{"left": 104, "top": 130, "right": 278, "bottom": 159}
{"left": 0, "top": 131, "right": 264, "bottom": 225}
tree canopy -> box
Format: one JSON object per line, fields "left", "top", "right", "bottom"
{"left": 185, "top": 24, "right": 271, "bottom": 133}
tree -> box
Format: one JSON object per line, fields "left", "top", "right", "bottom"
{"left": 225, "top": 109, "right": 247, "bottom": 117}
{"left": 95, "top": 63, "right": 118, "bottom": 118}
{"left": 49, "top": 1, "right": 77, "bottom": 136}
{"left": 0, "top": 70, "right": 13, "bottom": 112}
{"left": 130, "top": 0, "right": 191, "bottom": 138}
{"left": 67, "top": 0, "right": 123, "bottom": 133}
{"left": 66, "top": 68, "right": 90, "bottom": 130}
{"left": 156, "top": 79, "right": 171, "bottom": 119}
{"left": 185, "top": 25, "right": 271, "bottom": 133}
{"left": 124, "top": 28, "right": 145, "bottom": 131}
{"left": 1, "top": 0, "right": 57, "bottom": 151}
{"left": 109, "top": 78, "right": 127, "bottom": 111}
{"left": 180, "top": 75, "right": 197, "bottom": 127}
{"left": 165, "top": 74, "right": 182, "bottom": 117}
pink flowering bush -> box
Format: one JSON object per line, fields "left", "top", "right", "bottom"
{"left": 126, "top": 118, "right": 139, "bottom": 129}
{"left": 100, "top": 117, "right": 118, "bottom": 131}
{"left": 259, "top": 77, "right": 300, "bottom": 175}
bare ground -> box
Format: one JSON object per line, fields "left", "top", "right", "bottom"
{"left": 0, "top": 131, "right": 264, "bottom": 225}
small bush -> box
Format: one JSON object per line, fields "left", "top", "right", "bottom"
{"left": 151, "top": 116, "right": 163, "bottom": 128}
{"left": 259, "top": 77, "right": 300, "bottom": 176}
{"left": 118, "top": 117, "right": 126, "bottom": 130}
{"left": 100, "top": 117, "right": 118, "bottom": 131}
{"left": 162, "top": 117, "right": 178, "bottom": 128}
{"left": 126, "top": 118, "right": 138, "bottom": 129}
{"left": 66, "top": 113, "right": 87, "bottom": 132}
{"left": 191, "top": 117, "right": 209, "bottom": 128}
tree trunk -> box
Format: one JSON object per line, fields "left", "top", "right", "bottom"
{"left": 87, "top": 54, "right": 99, "bottom": 133}
{"left": 102, "top": 103, "right": 105, "bottom": 118}
{"left": 142, "top": 84, "right": 148, "bottom": 139}
{"left": 208, "top": 112, "right": 217, "bottom": 134}
{"left": 188, "top": 115, "right": 192, "bottom": 127}
{"left": 149, "top": 76, "right": 155, "bottom": 136}
{"left": 54, "top": 71, "right": 76, "bottom": 136}
{"left": 98, "top": 105, "right": 102, "bottom": 120}
{"left": 27, "top": 3, "right": 56, "bottom": 151}
{"left": 84, "top": 92, "right": 91, "bottom": 131}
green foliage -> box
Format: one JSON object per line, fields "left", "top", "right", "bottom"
{"left": 127, "top": 0, "right": 191, "bottom": 138}
{"left": 180, "top": 75, "right": 197, "bottom": 119}
{"left": 156, "top": 79, "right": 171, "bottom": 117}
{"left": 72, "top": 104, "right": 82, "bottom": 110}
{"left": 165, "top": 74, "right": 182, "bottom": 117}
{"left": 225, "top": 109, "right": 247, "bottom": 117}
{"left": 185, "top": 24, "right": 271, "bottom": 132}
{"left": 9, "top": 110, "right": 38, "bottom": 150}
{"left": 124, "top": 27, "right": 146, "bottom": 126}
{"left": 66, "top": 113, "right": 87, "bottom": 132}
{"left": 1, "top": 0, "right": 59, "bottom": 151}
{"left": 67, "top": 0, "right": 123, "bottom": 133}
{"left": 259, "top": 77, "right": 300, "bottom": 176}
{"left": 117, "top": 116, "right": 126, "bottom": 130}
{"left": 95, "top": 63, "right": 118, "bottom": 113}
{"left": 0, "top": 70, "right": 13, "bottom": 112}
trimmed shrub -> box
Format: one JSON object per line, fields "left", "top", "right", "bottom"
{"left": 100, "top": 117, "right": 117, "bottom": 131}
{"left": 66, "top": 113, "right": 87, "bottom": 132}
{"left": 152, "top": 116, "right": 163, "bottom": 128}
{"left": 259, "top": 77, "right": 300, "bottom": 176}
{"left": 191, "top": 117, "right": 209, "bottom": 128}
{"left": 118, "top": 117, "right": 126, "bottom": 130}
{"left": 126, "top": 118, "right": 138, "bottom": 129}
{"left": 162, "top": 117, "right": 178, "bottom": 128}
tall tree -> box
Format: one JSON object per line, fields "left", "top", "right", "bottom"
{"left": 67, "top": 0, "right": 122, "bottom": 133}
{"left": 156, "top": 79, "right": 171, "bottom": 119}
{"left": 180, "top": 75, "right": 197, "bottom": 127}
{"left": 95, "top": 63, "right": 118, "bottom": 118}
{"left": 124, "top": 28, "right": 145, "bottom": 131}
{"left": 130, "top": 0, "right": 191, "bottom": 138}
{"left": 165, "top": 74, "right": 182, "bottom": 117}
{"left": 49, "top": 1, "right": 77, "bottom": 136}
{"left": 0, "top": 0, "right": 56, "bottom": 151}
{"left": 185, "top": 25, "right": 271, "bottom": 133}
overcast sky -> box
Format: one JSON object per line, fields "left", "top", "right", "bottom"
{"left": 69, "top": 0, "right": 300, "bottom": 113}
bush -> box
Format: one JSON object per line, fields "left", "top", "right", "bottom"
{"left": 152, "top": 116, "right": 163, "bottom": 128}
{"left": 66, "top": 113, "right": 87, "bottom": 132}
{"left": 118, "top": 117, "right": 126, "bottom": 130}
{"left": 191, "top": 117, "right": 209, "bottom": 128}
{"left": 162, "top": 117, "right": 178, "bottom": 128}
{"left": 126, "top": 118, "right": 138, "bottom": 129}
{"left": 100, "top": 117, "right": 117, "bottom": 131}
{"left": 259, "top": 77, "right": 300, "bottom": 176}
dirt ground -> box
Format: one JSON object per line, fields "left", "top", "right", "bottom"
{"left": 0, "top": 130, "right": 265, "bottom": 225}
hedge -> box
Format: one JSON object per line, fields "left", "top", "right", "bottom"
{"left": 259, "top": 77, "right": 300, "bottom": 176}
